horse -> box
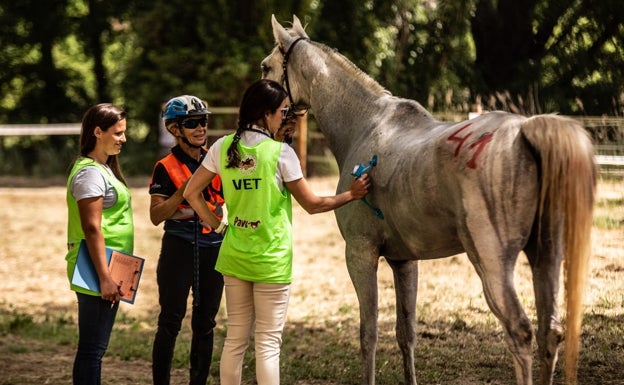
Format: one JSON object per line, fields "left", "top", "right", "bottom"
{"left": 261, "top": 15, "right": 596, "bottom": 385}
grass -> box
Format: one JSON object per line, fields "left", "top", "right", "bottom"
{"left": 0, "top": 176, "right": 622, "bottom": 384}
{"left": 2, "top": 300, "right": 623, "bottom": 384}
{"left": 593, "top": 195, "right": 624, "bottom": 229}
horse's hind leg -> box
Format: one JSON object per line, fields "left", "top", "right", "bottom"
{"left": 386, "top": 258, "right": 418, "bottom": 385}
{"left": 466, "top": 248, "right": 534, "bottom": 385}
{"left": 524, "top": 231, "right": 564, "bottom": 385}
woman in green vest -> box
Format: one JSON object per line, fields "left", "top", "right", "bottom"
{"left": 65, "top": 103, "right": 134, "bottom": 385}
{"left": 184, "top": 79, "right": 370, "bottom": 385}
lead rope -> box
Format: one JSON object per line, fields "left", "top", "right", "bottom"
{"left": 192, "top": 213, "right": 200, "bottom": 308}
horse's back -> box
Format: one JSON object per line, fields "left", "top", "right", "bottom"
{"left": 338, "top": 110, "right": 542, "bottom": 260}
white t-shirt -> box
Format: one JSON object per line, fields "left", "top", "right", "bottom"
{"left": 202, "top": 129, "right": 303, "bottom": 191}
{"left": 70, "top": 165, "right": 118, "bottom": 209}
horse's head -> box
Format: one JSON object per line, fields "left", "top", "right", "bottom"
{"left": 261, "top": 15, "right": 310, "bottom": 112}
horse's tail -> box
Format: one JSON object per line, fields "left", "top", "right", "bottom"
{"left": 521, "top": 114, "right": 596, "bottom": 384}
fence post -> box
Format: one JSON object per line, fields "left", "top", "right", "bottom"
{"left": 295, "top": 113, "right": 308, "bottom": 177}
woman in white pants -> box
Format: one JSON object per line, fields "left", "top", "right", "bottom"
{"left": 184, "top": 79, "right": 370, "bottom": 385}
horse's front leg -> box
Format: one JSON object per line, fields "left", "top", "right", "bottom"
{"left": 345, "top": 240, "right": 380, "bottom": 385}
{"left": 386, "top": 258, "right": 419, "bottom": 385}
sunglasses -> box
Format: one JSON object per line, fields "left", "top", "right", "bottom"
{"left": 178, "top": 117, "right": 208, "bottom": 129}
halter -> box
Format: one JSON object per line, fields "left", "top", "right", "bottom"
{"left": 279, "top": 37, "right": 310, "bottom": 116}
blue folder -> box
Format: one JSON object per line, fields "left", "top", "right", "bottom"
{"left": 71, "top": 240, "right": 144, "bottom": 304}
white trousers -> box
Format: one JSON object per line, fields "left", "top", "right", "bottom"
{"left": 219, "top": 275, "right": 291, "bottom": 385}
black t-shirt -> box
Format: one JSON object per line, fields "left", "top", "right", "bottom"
{"left": 149, "top": 145, "right": 223, "bottom": 247}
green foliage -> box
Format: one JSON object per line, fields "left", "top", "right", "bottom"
{"left": 1, "top": 0, "right": 623, "bottom": 176}
{"left": 470, "top": 0, "right": 624, "bottom": 115}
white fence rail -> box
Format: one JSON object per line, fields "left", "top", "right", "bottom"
{"left": 595, "top": 155, "right": 624, "bottom": 166}
{"left": 0, "top": 123, "right": 81, "bottom": 136}
{"left": 1, "top": 120, "right": 623, "bottom": 167}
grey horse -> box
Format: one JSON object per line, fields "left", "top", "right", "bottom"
{"left": 262, "top": 15, "right": 596, "bottom": 385}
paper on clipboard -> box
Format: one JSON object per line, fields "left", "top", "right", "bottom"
{"left": 71, "top": 240, "right": 145, "bottom": 304}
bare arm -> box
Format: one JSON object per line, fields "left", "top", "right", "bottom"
{"left": 286, "top": 174, "right": 370, "bottom": 214}
{"left": 149, "top": 180, "right": 188, "bottom": 225}
{"left": 183, "top": 166, "right": 222, "bottom": 230}
{"left": 77, "top": 197, "right": 123, "bottom": 303}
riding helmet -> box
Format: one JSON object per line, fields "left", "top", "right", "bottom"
{"left": 162, "top": 95, "right": 210, "bottom": 120}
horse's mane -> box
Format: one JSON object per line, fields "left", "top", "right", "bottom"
{"left": 312, "top": 41, "right": 391, "bottom": 97}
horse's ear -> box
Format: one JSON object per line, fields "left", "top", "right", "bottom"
{"left": 292, "top": 15, "right": 309, "bottom": 39}
{"left": 271, "top": 14, "right": 293, "bottom": 47}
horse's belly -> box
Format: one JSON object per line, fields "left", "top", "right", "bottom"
{"left": 382, "top": 239, "right": 465, "bottom": 260}
{"left": 380, "top": 211, "right": 465, "bottom": 260}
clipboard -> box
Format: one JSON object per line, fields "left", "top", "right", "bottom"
{"left": 71, "top": 240, "right": 145, "bottom": 304}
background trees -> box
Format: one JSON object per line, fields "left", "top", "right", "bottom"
{"left": 470, "top": 0, "right": 624, "bottom": 115}
{"left": 1, "top": 0, "right": 622, "bottom": 175}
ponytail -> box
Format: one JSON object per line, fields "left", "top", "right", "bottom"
{"left": 226, "top": 79, "right": 288, "bottom": 168}
{"left": 226, "top": 123, "right": 245, "bottom": 169}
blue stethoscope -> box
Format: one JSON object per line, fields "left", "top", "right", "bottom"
{"left": 351, "top": 155, "right": 384, "bottom": 219}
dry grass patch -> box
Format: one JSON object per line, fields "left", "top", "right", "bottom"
{"left": 0, "top": 176, "right": 622, "bottom": 384}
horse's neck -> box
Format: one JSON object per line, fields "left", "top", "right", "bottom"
{"left": 300, "top": 51, "right": 390, "bottom": 166}
{"left": 302, "top": 54, "right": 433, "bottom": 168}
{"left": 315, "top": 84, "right": 377, "bottom": 131}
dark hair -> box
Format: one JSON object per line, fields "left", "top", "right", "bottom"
{"left": 226, "top": 79, "right": 288, "bottom": 168}
{"left": 78, "top": 103, "right": 128, "bottom": 185}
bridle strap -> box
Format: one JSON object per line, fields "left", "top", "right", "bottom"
{"left": 280, "top": 37, "right": 309, "bottom": 115}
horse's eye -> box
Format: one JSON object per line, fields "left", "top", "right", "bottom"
{"left": 261, "top": 63, "right": 270, "bottom": 75}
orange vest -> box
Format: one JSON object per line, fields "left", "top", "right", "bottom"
{"left": 157, "top": 153, "right": 225, "bottom": 234}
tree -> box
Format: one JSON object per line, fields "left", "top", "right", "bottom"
{"left": 0, "top": 0, "right": 81, "bottom": 175}
{"left": 470, "top": 0, "right": 624, "bottom": 114}
{"left": 75, "top": 0, "right": 131, "bottom": 103}
{"left": 0, "top": 0, "right": 78, "bottom": 123}
{"left": 386, "top": 0, "right": 474, "bottom": 111}
{"left": 121, "top": 0, "right": 313, "bottom": 153}
{"left": 1, "top": 1, "right": 622, "bottom": 176}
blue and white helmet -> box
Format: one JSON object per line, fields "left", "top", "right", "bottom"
{"left": 162, "top": 95, "right": 210, "bottom": 120}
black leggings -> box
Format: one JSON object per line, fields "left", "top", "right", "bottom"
{"left": 152, "top": 233, "right": 224, "bottom": 385}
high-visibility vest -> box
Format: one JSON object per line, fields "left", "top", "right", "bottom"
{"left": 157, "top": 153, "right": 225, "bottom": 233}
{"left": 216, "top": 134, "right": 293, "bottom": 283}
{"left": 65, "top": 157, "right": 134, "bottom": 295}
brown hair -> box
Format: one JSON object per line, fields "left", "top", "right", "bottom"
{"left": 226, "top": 79, "right": 288, "bottom": 168}
{"left": 78, "top": 103, "right": 128, "bottom": 185}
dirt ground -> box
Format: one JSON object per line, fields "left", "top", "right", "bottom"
{"left": 0, "top": 176, "right": 364, "bottom": 385}
{"left": 0, "top": 176, "right": 622, "bottom": 385}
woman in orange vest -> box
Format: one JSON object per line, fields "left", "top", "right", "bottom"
{"left": 149, "top": 95, "right": 225, "bottom": 385}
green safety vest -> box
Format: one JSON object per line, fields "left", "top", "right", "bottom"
{"left": 217, "top": 134, "right": 293, "bottom": 283}
{"left": 65, "top": 157, "right": 134, "bottom": 295}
